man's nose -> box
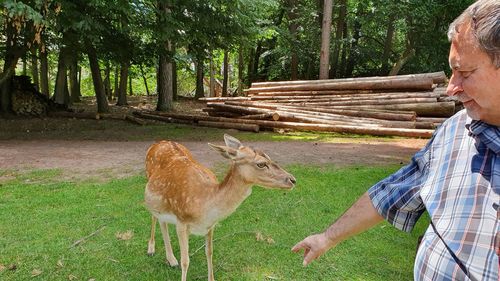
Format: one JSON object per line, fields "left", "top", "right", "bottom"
{"left": 446, "top": 74, "right": 463, "bottom": 96}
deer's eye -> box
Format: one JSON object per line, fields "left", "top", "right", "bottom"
{"left": 256, "top": 162, "right": 268, "bottom": 169}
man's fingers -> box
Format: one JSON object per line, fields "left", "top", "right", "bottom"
{"left": 303, "top": 250, "right": 318, "bottom": 267}
{"left": 291, "top": 241, "right": 305, "bottom": 253}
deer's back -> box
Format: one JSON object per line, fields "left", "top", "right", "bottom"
{"left": 144, "top": 141, "right": 218, "bottom": 222}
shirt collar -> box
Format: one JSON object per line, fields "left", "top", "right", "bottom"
{"left": 466, "top": 119, "right": 500, "bottom": 154}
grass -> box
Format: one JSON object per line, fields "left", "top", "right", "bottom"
{"left": 0, "top": 165, "right": 429, "bottom": 281}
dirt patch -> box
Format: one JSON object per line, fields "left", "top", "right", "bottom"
{"left": 0, "top": 138, "right": 426, "bottom": 181}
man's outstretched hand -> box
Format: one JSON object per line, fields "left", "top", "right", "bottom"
{"left": 291, "top": 232, "right": 335, "bottom": 266}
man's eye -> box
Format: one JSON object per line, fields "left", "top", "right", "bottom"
{"left": 256, "top": 163, "right": 268, "bottom": 169}
{"left": 461, "top": 71, "right": 472, "bottom": 78}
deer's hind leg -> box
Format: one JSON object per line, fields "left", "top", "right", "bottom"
{"left": 147, "top": 215, "right": 157, "bottom": 256}
{"left": 159, "top": 221, "right": 179, "bottom": 266}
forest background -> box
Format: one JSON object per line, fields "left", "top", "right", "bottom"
{"left": 0, "top": 0, "right": 472, "bottom": 115}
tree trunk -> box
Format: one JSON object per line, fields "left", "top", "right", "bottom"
{"left": 319, "top": 0, "right": 333, "bottom": 79}
{"left": 222, "top": 50, "right": 229, "bottom": 97}
{"left": 53, "top": 46, "right": 70, "bottom": 106}
{"left": 381, "top": 14, "right": 396, "bottom": 75}
{"left": 86, "top": 44, "right": 109, "bottom": 113}
{"left": 39, "top": 42, "right": 50, "bottom": 97}
{"left": 117, "top": 62, "right": 129, "bottom": 106}
{"left": 156, "top": 52, "right": 173, "bottom": 110}
{"left": 128, "top": 73, "right": 133, "bottom": 96}
{"left": 209, "top": 54, "right": 216, "bottom": 97}
{"left": 238, "top": 46, "right": 244, "bottom": 96}
{"left": 329, "top": 0, "right": 346, "bottom": 78}
{"left": 140, "top": 64, "right": 150, "bottom": 96}
{"left": 113, "top": 65, "right": 119, "bottom": 99}
{"left": 287, "top": 0, "right": 299, "bottom": 80}
{"left": 68, "top": 55, "right": 81, "bottom": 103}
{"left": 195, "top": 55, "right": 205, "bottom": 99}
{"left": 31, "top": 47, "right": 39, "bottom": 90}
{"left": 344, "top": 4, "right": 363, "bottom": 77}
{"left": 104, "top": 62, "right": 112, "bottom": 100}
{"left": 247, "top": 47, "right": 255, "bottom": 87}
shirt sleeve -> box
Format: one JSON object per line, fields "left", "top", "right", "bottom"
{"left": 368, "top": 134, "right": 435, "bottom": 232}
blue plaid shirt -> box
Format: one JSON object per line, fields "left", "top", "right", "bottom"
{"left": 369, "top": 110, "right": 499, "bottom": 281}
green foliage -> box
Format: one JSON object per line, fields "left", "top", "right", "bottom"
{"left": 0, "top": 165, "right": 428, "bottom": 280}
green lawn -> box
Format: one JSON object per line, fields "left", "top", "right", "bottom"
{"left": 0, "top": 165, "right": 429, "bottom": 281}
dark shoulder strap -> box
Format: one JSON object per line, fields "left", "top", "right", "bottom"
{"left": 430, "top": 221, "right": 477, "bottom": 281}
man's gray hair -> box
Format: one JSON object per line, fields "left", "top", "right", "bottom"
{"left": 448, "top": 0, "right": 500, "bottom": 68}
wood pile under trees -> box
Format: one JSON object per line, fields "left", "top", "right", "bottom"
{"left": 188, "top": 71, "right": 458, "bottom": 138}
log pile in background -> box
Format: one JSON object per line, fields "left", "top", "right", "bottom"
{"left": 188, "top": 71, "right": 458, "bottom": 138}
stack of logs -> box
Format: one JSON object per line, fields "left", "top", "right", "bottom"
{"left": 134, "top": 71, "right": 459, "bottom": 138}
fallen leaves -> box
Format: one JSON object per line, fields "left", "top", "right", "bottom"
{"left": 115, "top": 230, "right": 134, "bottom": 240}
{"left": 31, "top": 269, "right": 43, "bottom": 277}
{"left": 255, "top": 232, "right": 275, "bottom": 244}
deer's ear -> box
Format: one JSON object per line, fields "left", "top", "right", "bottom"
{"left": 208, "top": 143, "right": 239, "bottom": 160}
{"left": 223, "top": 134, "right": 242, "bottom": 149}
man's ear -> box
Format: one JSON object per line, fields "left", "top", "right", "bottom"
{"left": 208, "top": 143, "right": 239, "bottom": 160}
{"left": 223, "top": 134, "right": 242, "bottom": 149}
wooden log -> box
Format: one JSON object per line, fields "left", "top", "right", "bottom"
{"left": 329, "top": 101, "right": 456, "bottom": 117}
{"left": 197, "top": 120, "right": 260, "bottom": 132}
{"left": 272, "top": 97, "right": 438, "bottom": 106}
{"left": 238, "top": 112, "right": 280, "bottom": 121}
{"left": 247, "top": 89, "right": 375, "bottom": 96}
{"left": 134, "top": 110, "right": 433, "bottom": 138}
{"left": 248, "top": 92, "right": 440, "bottom": 102}
{"left": 251, "top": 71, "right": 447, "bottom": 88}
{"left": 248, "top": 77, "right": 434, "bottom": 94}
{"left": 416, "top": 117, "right": 448, "bottom": 123}
{"left": 225, "top": 101, "right": 417, "bottom": 121}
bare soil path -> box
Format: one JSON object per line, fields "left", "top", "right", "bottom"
{"left": 0, "top": 138, "right": 427, "bottom": 181}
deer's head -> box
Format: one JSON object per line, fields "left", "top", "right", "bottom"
{"left": 209, "top": 134, "right": 296, "bottom": 189}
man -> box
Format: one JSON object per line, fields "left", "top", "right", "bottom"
{"left": 292, "top": 1, "right": 499, "bottom": 280}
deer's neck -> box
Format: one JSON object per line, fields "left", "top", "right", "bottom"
{"left": 213, "top": 164, "right": 253, "bottom": 214}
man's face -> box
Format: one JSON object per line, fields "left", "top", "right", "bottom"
{"left": 446, "top": 24, "right": 500, "bottom": 126}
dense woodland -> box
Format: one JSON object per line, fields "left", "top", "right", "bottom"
{"left": 1, "top": 0, "right": 472, "bottom": 115}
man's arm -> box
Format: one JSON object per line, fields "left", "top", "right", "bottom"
{"left": 291, "top": 192, "right": 384, "bottom": 266}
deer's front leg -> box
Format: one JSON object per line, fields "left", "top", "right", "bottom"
{"left": 205, "top": 227, "right": 215, "bottom": 281}
{"left": 147, "top": 215, "right": 157, "bottom": 256}
{"left": 176, "top": 223, "right": 190, "bottom": 281}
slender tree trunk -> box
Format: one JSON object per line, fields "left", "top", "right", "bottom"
{"left": 209, "top": 54, "right": 215, "bottom": 97}
{"left": 194, "top": 55, "right": 205, "bottom": 99}
{"left": 86, "top": 44, "right": 109, "bottom": 113}
{"left": 222, "top": 51, "right": 229, "bottom": 97}
{"left": 329, "top": 0, "right": 346, "bottom": 78}
{"left": 39, "top": 42, "right": 50, "bottom": 97}
{"left": 113, "top": 65, "right": 119, "bottom": 99}
{"left": 31, "top": 47, "right": 39, "bottom": 90}
{"left": 238, "top": 46, "right": 244, "bottom": 96}
{"left": 287, "top": 0, "right": 299, "bottom": 80}
{"left": 128, "top": 73, "right": 133, "bottom": 96}
{"left": 382, "top": 14, "right": 396, "bottom": 75}
{"left": 319, "top": 0, "right": 333, "bottom": 79}
{"left": 247, "top": 47, "right": 255, "bottom": 87}
{"left": 139, "top": 64, "right": 150, "bottom": 96}
{"left": 104, "top": 62, "right": 112, "bottom": 100}
{"left": 252, "top": 42, "right": 262, "bottom": 82}
{"left": 68, "top": 55, "right": 81, "bottom": 103}
{"left": 156, "top": 1, "right": 173, "bottom": 111}
{"left": 117, "top": 62, "right": 129, "bottom": 106}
